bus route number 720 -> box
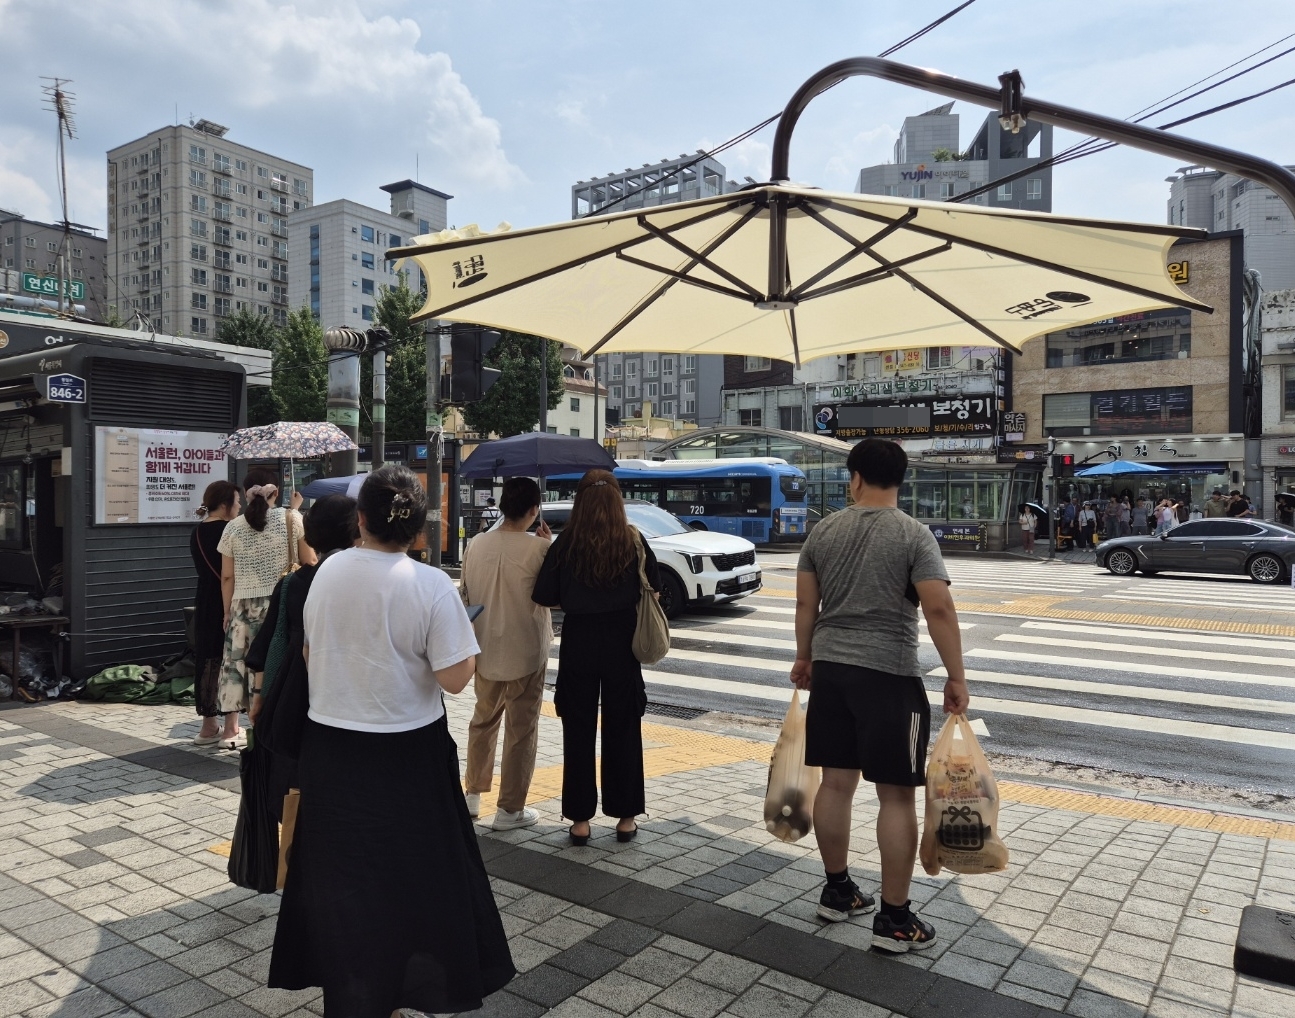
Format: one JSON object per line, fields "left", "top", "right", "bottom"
{"left": 689, "top": 505, "right": 705, "bottom": 515}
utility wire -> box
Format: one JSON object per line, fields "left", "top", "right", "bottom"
{"left": 580, "top": 0, "right": 980, "bottom": 218}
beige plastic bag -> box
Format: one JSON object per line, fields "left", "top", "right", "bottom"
{"left": 764, "top": 690, "right": 820, "bottom": 842}
{"left": 919, "top": 714, "right": 1008, "bottom": 876}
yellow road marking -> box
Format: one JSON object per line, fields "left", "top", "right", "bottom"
{"left": 207, "top": 701, "right": 1295, "bottom": 858}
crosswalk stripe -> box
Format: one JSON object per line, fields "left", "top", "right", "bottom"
{"left": 670, "top": 629, "right": 795, "bottom": 651}
{"left": 965, "top": 648, "right": 1295, "bottom": 690}
{"left": 931, "top": 666, "right": 1295, "bottom": 716}
{"left": 1100, "top": 593, "right": 1292, "bottom": 608}
{"left": 1018, "top": 620, "right": 1295, "bottom": 653}
{"left": 993, "top": 633, "right": 1290, "bottom": 668}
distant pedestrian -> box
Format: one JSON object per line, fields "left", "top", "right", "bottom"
{"left": 1018, "top": 504, "right": 1037, "bottom": 554}
{"left": 478, "top": 497, "right": 501, "bottom": 533}
{"left": 1278, "top": 492, "right": 1295, "bottom": 527}
{"left": 1078, "top": 502, "right": 1097, "bottom": 547}
{"left": 190, "top": 481, "right": 240, "bottom": 746}
{"left": 1226, "top": 491, "right": 1254, "bottom": 518}
{"left": 460, "top": 477, "right": 554, "bottom": 832}
{"left": 1205, "top": 491, "right": 1228, "bottom": 518}
{"left": 269, "top": 466, "right": 514, "bottom": 1016}
{"left": 215, "top": 469, "right": 314, "bottom": 750}
{"left": 1154, "top": 500, "right": 1176, "bottom": 536}
{"left": 1102, "top": 498, "right": 1121, "bottom": 541}
{"left": 1118, "top": 497, "right": 1131, "bottom": 537}
{"left": 1131, "top": 498, "right": 1149, "bottom": 536}
{"left": 1175, "top": 500, "right": 1189, "bottom": 525}
{"left": 791, "top": 438, "right": 969, "bottom": 952}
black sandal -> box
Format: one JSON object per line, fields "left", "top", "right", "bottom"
{"left": 568, "top": 824, "right": 590, "bottom": 846}
{"left": 616, "top": 823, "right": 638, "bottom": 843}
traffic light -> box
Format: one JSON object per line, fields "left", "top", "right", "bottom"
{"left": 449, "top": 324, "right": 502, "bottom": 402}
{"left": 1051, "top": 453, "right": 1074, "bottom": 474}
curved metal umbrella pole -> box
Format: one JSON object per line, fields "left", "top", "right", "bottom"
{"left": 765, "top": 56, "right": 1295, "bottom": 302}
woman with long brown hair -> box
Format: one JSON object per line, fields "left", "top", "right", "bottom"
{"left": 533, "top": 469, "right": 660, "bottom": 844}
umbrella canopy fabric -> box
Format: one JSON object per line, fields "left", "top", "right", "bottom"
{"left": 390, "top": 184, "right": 1209, "bottom": 363}
{"left": 221, "top": 422, "right": 357, "bottom": 460}
{"left": 298, "top": 474, "right": 367, "bottom": 500}
{"left": 1075, "top": 459, "right": 1168, "bottom": 477}
{"left": 459, "top": 433, "right": 617, "bottom": 479}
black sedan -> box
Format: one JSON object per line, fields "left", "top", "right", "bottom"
{"left": 1096, "top": 518, "right": 1295, "bottom": 584}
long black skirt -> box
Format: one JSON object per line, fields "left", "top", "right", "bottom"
{"left": 269, "top": 716, "right": 515, "bottom": 1017}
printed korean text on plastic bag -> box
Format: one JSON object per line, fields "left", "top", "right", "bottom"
{"left": 919, "top": 713, "right": 1009, "bottom": 875}
{"left": 764, "top": 690, "right": 820, "bottom": 842}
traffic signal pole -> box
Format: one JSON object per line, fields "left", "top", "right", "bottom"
{"left": 425, "top": 321, "right": 443, "bottom": 569}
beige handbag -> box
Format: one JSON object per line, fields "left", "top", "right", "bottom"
{"left": 630, "top": 527, "right": 670, "bottom": 665}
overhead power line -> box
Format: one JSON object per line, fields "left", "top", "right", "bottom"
{"left": 580, "top": 0, "right": 980, "bottom": 218}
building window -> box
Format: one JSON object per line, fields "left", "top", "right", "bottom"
{"left": 361, "top": 304, "right": 374, "bottom": 321}
{"left": 570, "top": 397, "right": 581, "bottom": 413}
{"left": 940, "top": 183, "right": 955, "bottom": 199}
{"left": 24, "top": 258, "right": 34, "bottom": 269}
{"left": 258, "top": 281, "right": 269, "bottom": 292}
{"left": 996, "top": 183, "right": 1013, "bottom": 201}
{"left": 361, "top": 225, "right": 375, "bottom": 243}
{"left": 1284, "top": 366, "right": 1295, "bottom": 419}
{"left": 684, "top": 400, "right": 696, "bottom": 414}
{"left": 662, "top": 356, "right": 674, "bottom": 375}
{"left": 189, "top": 169, "right": 207, "bottom": 188}
{"left": 570, "top": 428, "right": 581, "bottom": 437}
{"left": 190, "top": 219, "right": 207, "bottom": 237}
{"left": 359, "top": 278, "right": 375, "bottom": 296}
{"left": 24, "top": 237, "right": 34, "bottom": 247}
{"left": 683, "top": 378, "right": 696, "bottom": 395}
{"left": 744, "top": 356, "right": 772, "bottom": 372}
{"left": 926, "top": 347, "right": 952, "bottom": 370}
{"left": 191, "top": 316, "right": 207, "bottom": 334}
{"left": 660, "top": 401, "right": 675, "bottom": 416}
{"left": 626, "top": 385, "right": 639, "bottom": 398}
{"left": 361, "top": 252, "right": 374, "bottom": 270}
{"left": 1026, "top": 178, "right": 1042, "bottom": 200}
{"left": 625, "top": 361, "right": 638, "bottom": 378}
{"left": 739, "top": 409, "right": 762, "bottom": 426}
{"left": 213, "top": 153, "right": 230, "bottom": 173}
{"left": 883, "top": 185, "right": 896, "bottom": 196}
{"left": 779, "top": 406, "right": 804, "bottom": 431}
{"left": 214, "top": 297, "right": 231, "bottom": 316}
{"left": 914, "top": 184, "right": 926, "bottom": 199}
{"left": 646, "top": 383, "right": 658, "bottom": 398}
{"left": 192, "top": 269, "right": 208, "bottom": 286}
{"left": 190, "top": 196, "right": 208, "bottom": 213}
{"left": 612, "top": 363, "right": 622, "bottom": 379}
{"left": 189, "top": 145, "right": 205, "bottom": 164}
{"left": 191, "top": 293, "right": 207, "bottom": 309}
{"left": 612, "top": 386, "right": 622, "bottom": 399}
{"left": 646, "top": 358, "right": 658, "bottom": 376}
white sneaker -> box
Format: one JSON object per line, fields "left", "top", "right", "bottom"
{"left": 464, "top": 793, "right": 480, "bottom": 818}
{"left": 492, "top": 807, "right": 539, "bottom": 831}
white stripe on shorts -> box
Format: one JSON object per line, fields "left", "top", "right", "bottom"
{"left": 909, "top": 712, "right": 920, "bottom": 776}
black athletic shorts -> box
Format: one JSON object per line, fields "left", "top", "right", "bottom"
{"left": 804, "top": 661, "right": 931, "bottom": 786}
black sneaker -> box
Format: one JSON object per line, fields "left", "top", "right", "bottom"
{"left": 871, "top": 910, "right": 937, "bottom": 953}
{"left": 816, "top": 881, "right": 876, "bottom": 923}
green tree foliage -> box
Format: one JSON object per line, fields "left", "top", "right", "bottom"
{"left": 931, "top": 147, "right": 956, "bottom": 163}
{"left": 462, "top": 332, "right": 565, "bottom": 438}
{"left": 215, "top": 308, "right": 280, "bottom": 425}
{"left": 374, "top": 274, "right": 428, "bottom": 442}
{"left": 274, "top": 308, "right": 328, "bottom": 422}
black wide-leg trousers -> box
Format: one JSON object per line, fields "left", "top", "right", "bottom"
{"left": 554, "top": 608, "right": 647, "bottom": 822}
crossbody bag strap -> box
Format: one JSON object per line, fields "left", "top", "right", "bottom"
{"left": 629, "top": 526, "right": 650, "bottom": 589}
{"left": 196, "top": 525, "right": 222, "bottom": 581}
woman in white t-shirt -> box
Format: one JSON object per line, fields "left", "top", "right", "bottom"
{"left": 1018, "top": 503, "right": 1038, "bottom": 553}
{"left": 215, "top": 467, "right": 314, "bottom": 749}
{"left": 269, "top": 465, "right": 513, "bottom": 1017}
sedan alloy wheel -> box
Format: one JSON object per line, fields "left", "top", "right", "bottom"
{"left": 1248, "top": 553, "right": 1284, "bottom": 584}
{"left": 1105, "top": 549, "right": 1138, "bottom": 576}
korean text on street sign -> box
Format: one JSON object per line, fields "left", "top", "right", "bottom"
{"left": 21, "top": 272, "right": 85, "bottom": 301}
{"left": 45, "top": 373, "right": 86, "bottom": 403}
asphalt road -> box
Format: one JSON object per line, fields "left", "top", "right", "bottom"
{"left": 553, "top": 553, "right": 1295, "bottom": 799}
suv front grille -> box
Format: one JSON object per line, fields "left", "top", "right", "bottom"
{"left": 711, "top": 550, "right": 756, "bottom": 571}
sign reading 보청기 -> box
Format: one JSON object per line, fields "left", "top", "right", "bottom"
{"left": 93, "top": 427, "right": 228, "bottom": 524}
{"left": 815, "top": 398, "right": 996, "bottom": 439}
{"left": 929, "top": 523, "right": 985, "bottom": 549}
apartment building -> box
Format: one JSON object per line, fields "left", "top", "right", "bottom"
{"left": 571, "top": 153, "right": 738, "bottom": 427}
{"left": 288, "top": 180, "right": 450, "bottom": 328}
{"left": 0, "top": 210, "right": 107, "bottom": 320}
{"left": 106, "top": 120, "right": 312, "bottom": 336}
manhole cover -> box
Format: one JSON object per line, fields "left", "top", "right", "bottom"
{"left": 644, "top": 702, "right": 707, "bottom": 720}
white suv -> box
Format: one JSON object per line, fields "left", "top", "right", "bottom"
{"left": 488, "top": 500, "right": 761, "bottom": 618}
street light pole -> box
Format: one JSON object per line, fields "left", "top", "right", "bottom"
{"left": 323, "top": 326, "right": 366, "bottom": 476}
{"left": 425, "top": 321, "right": 444, "bottom": 568}
{"left": 367, "top": 327, "right": 390, "bottom": 470}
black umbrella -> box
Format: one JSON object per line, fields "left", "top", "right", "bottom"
{"left": 459, "top": 432, "right": 617, "bottom": 479}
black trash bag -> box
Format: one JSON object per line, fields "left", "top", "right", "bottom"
{"left": 227, "top": 743, "right": 280, "bottom": 894}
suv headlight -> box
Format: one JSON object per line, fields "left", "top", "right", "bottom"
{"left": 686, "top": 554, "right": 705, "bottom": 573}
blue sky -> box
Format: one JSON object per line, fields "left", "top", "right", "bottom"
{"left": 2, "top": 0, "right": 1294, "bottom": 237}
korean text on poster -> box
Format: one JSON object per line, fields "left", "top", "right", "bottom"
{"left": 94, "top": 427, "right": 229, "bottom": 524}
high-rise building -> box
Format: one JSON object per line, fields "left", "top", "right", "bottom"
{"left": 106, "top": 120, "right": 312, "bottom": 336}
{"left": 856, "top": 102, "right": 1053, "bottom": 211}
{"left": 570, "top": 153, "right": 737, "bottom": 428}
{"left": 0, "top": 210, "right": 107, "bottom": 320}
{"left": 288, "top": 181, "right": 450, "bottom": 328}
{"left": 1166, "top": 165, "right": 1295, "bottom": 291}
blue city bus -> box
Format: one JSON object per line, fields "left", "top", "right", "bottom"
{"left": 546, "top": 458, "right": 808, "bottom": 543}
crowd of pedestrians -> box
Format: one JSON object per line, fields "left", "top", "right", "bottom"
{"left": 1050, "top": 488, "right": 1258, "bottom": 550}
{"left": 189, "top": 442, "right": 971, "bottom": 1014}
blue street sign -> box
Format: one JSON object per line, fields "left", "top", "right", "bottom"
{"left": 45, "top": 373, "right": 87, "bottom": 403}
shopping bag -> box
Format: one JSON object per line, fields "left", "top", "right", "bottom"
{"left": 919, "top": 714, "right": 1009, "bottom": 876}
{"left": 763, "top": 690, "right": 820, "bottom": 842}
{"left": 228, "top": 745, "right": 280, "bottom": 893}
{"left": 277, "top": 788, "right": 300, "bottom": 890}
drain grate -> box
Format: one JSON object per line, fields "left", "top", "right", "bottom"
{"left": 644, "top": 702, "right": 708, "bottom": 720}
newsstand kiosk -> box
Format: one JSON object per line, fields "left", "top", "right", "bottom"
{"left": 0, "top": 339, "right": 244, "bottom": 681}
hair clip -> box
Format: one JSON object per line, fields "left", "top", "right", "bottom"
{"left": 388, "top": 506, "right": 412, "bottom": 522}
{"left": 591, "top": 480, "right": 608, "bottom": 487}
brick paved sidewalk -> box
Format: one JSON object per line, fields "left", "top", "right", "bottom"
{"left": 1, "top": 696, "right": 1293, "bottom": 1018}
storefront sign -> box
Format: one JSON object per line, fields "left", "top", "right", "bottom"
{"left": 829, "top": 378, "right": 937, "bottom": 399}
{"left": 1168, "top": 261, "right": 1189, "bottom": 284}
{"left": 93, "top": 427, "right": 228, "bottom": 524}
{"left": 882, "top": 349, "right": 924, "bottom": 372}
{"left": 21, "top": 273, "right": 84, "bottom": 301}
{"left": 1002, "top": 412, "right": 1025, "bottom": 442}
{"left": 815, "top": 399, "right": 995, "bottom": 440}
{"left": 929, "top": 523, "right": 985, "bottom": 549}
{"left": 1279, "top": 446, "right": 1295, "bottom": 455}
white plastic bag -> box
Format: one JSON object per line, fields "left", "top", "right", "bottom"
{"left": 763, "top": 690, "right": 820, "bottom": 842}
{"left": 919, "top": 713, "right": 1009, "bottom": 876}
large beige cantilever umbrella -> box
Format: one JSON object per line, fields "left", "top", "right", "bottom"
{"left": 389, "top": 183, "right": 1208, "bottom": 363}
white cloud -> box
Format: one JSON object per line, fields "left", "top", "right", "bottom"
{"left": 554, "top": 100, "right": 590, "bottom": 129}
{"left": 0, "top": 130, "right": 58, "bottom": 222}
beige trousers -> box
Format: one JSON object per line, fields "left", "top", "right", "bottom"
{"left": 464, "top": 667, "right": 546, "bottom": 813}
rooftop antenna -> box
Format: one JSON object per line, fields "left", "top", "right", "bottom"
{"left": 40, "top": 77, "right": 76, "bottom": 316}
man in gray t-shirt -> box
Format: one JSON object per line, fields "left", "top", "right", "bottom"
{"left": 792, "top": 438, "right": 969, "bottom": 953}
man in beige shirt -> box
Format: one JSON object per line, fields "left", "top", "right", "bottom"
{"left": 460, "top": 476, "right": 553, "bottom": 830}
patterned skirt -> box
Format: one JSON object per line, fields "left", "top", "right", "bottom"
{"left": 217, "top": 596, "right": 271, "bottom": 714}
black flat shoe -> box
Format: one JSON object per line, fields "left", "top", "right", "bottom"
{"left": 616, "top": 824, "right": 638, "bottom": 843}
{"left": 568, "top": 825, "right": 590, "bottom": 846}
